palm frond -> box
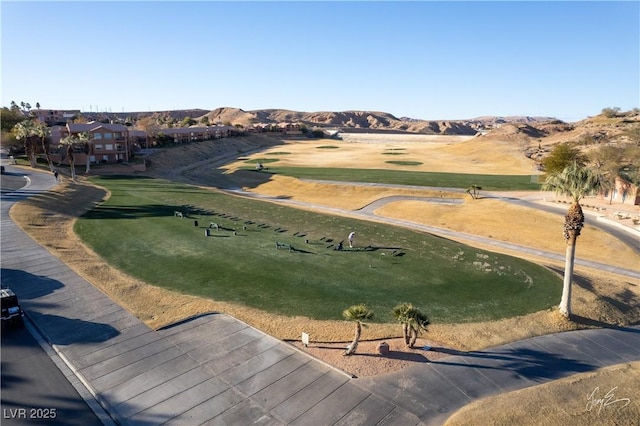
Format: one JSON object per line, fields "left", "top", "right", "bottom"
{"left": 342, "top": 304, "right": 374, "bottom": 322}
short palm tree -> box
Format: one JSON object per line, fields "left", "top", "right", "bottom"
{"left": 392, "top": 303, "right": 414, "bottom": 346}
{"left": 392, "top": 303, "right": 430, "bottom": 348}
{"left": 342, "top": 304, "right": 374, "bottom": 356}
{"left": 407, "top": 310, "right": 430, "bottom": 348}
{"left": 541, "top": 162, "right": 603, "bottom": 317}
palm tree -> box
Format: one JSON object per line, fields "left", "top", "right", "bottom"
{"left": 59, "top": 134, "right": 80, "bottom": 180}
{"left": 541, "top": 162, "right": 604, "bottom": 317}
{"left": 76, "top": 132, "right": 92, "bottom": 173}
{"left": 392, "top": 303, "right": 413, "bottom": 346}
{"left": 33, "top": 121, "right": 53, "bottom": 171}
{"left": 407, "top": 310, "right": 430, "bottom": 348}
{"left": 392, "top": 303, "right": 430, "bottom": 348}
{"left": 342, "top": 304, "right": 374, "bottom": 356}
{"left": 12, "top": 120, "right": 38, "bottom": 167}
{"left": 466, "top": 184, "right": 482, "bottom": 200}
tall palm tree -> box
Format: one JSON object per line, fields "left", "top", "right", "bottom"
{"left": 59, "top": 134, "right": 80, "bottom": 180}
{"left": 76, "top": 132, "right": 92, "bottom": 173}
{"left": 33, "top": 121, "right": 53, "bottom": 171}
{"left": 541, "top": 162, "right": 603, "bottom": 317}
{"left": 342, "top": 304, "right": 374, "bottom": 356}
{"left": 12, "top": 120, "right": 38, "bottom": 167}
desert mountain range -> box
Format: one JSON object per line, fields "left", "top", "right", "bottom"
{"left": 92, "top": 107, "right": 639, "bottom": 145}
{"left": 181, "top": 107, "right": 555, "bottom": 136}
{"left": 102, "top": 107, "right": 553, "bottom": 136}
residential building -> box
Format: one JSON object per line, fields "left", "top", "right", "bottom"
{"left": 157, "top": 125, "right": 236, "bottom": 144}
{"left": 32, "top": 109, "right": 81, "bottom": 126}
{"left": 51, "top": 122, "right": 131, "bottom": 165}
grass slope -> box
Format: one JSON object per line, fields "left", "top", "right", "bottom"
{"left": 76, "top": 176, "right": 560, "bottom": 323}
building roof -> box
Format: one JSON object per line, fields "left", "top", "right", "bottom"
{"left": 159, "top": 125, "right": 234, "bottom": 135}
{"left": 67, "top": 122, "right": 128, "bottom": 133}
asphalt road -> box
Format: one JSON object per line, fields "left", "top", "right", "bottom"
{"left": 1, "top": 321, "right": 101, "bottom": 426}
{"left": 0, "top": 159, "right": 103, "bottom": 426}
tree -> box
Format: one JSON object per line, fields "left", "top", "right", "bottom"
{"left": 180, "top": 117, "right": 196, "bottom": 127}
{"left": 589, "top": 145, "right": 624, "bottom": 204}
{"left": 33, "top": 121, "right": 53, "bottom": 171}
{"left": 541, "top": 162, "right": 604, "bottom": 317}
{"left": 1, "top": 107, "right": 27, "bottom": 132}
{"left": 58, "top": 134, "right": 82, "bottom": 180}
{"left": 12, "top": 120, "right": 39, "bottom": 167}
{"left": 407, "top": 310, "right": 430, "bottom": 348}
{"left": 392, "top": 303, "right": 413, "bottom": 346}
{"left": 542, "top": 143, "right": 586, "bottom": 174}
{"left": 200, "top": 116, "right": 210, "bottom": 126}
{"left": 342, "top": 304, "right": 374, "bottom": 356}
{"left": 77, "top": 132, "right": 92, "bottom": 173}
{"left": 392, "top": 303, "right": 430, "bottom": 348}
{"left": 601, "top": 107, "right": 620, "bottom": 118}
{"left": 466, "top": 185, "right": 482, "bottom": 200}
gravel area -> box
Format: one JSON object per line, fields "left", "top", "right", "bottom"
{"left": 290, "top": 337, "right": 453, "bottom": 378}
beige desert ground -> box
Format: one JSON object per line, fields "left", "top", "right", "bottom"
{"left": 9, "top": 132, "right": 640, "bottom": 425}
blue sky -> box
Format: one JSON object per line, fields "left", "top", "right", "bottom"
{"left": 1, "top": 1, "right": 638, "bottom": 122}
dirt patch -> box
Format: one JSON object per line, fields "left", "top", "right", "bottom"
{"left": 289, "top": 338, "right": 447, "bottom": 378}
{"left": 445, "top": 361, "right": 640, "bottom": 426}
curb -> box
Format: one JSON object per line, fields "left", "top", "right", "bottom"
{"left": 596, "top": 215, "right": 640, "bottom": 237}
{"left": 23, "top": 313, "right": 118, "bottom": 426}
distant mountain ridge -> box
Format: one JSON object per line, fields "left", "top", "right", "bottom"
{"left": 83, "top": 107, "right": 557, "bottom": 136}
{"left": 186, "top": 107, "right": 556, "bottom": 136}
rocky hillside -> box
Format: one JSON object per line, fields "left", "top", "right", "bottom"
{"left": 84, "top": 107, "right": 556, "bottom": 136}
{"left": 478, "top": 110, "right": 640, "bottom": 163}
{"left": 194, "top": 107, "right": 502, "bottom": 135}
{"left": 86, "top": 107, "right": 638, "bottom": 143}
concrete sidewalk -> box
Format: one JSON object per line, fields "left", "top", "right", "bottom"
{"left": 2, "top": 166, "right": 639, "bottom": 425}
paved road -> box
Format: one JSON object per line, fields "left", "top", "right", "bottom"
{"left": 1, "top": 320, "right": 103, "bottom": 426}
{"left": 2, "top": 165, "right": 639, "bottom": 425}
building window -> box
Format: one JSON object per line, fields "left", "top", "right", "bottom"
{"left": 105, "top": 144, "right": 114, "bottom": 151}
{"left": 104, "top": 133, "right": 112, "bottom": 139}
{"left": 94, "top": 133, "right": 102, "bottom": 139}
{"left": 94, "top": 144, "right": 103, "bottom": 150}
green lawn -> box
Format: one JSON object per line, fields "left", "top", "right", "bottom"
{"left": 76, "top": 175, "right": 560, "bottom": 324}
{"left": 241, "top": 167, "right": 542, "bottom": 190}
